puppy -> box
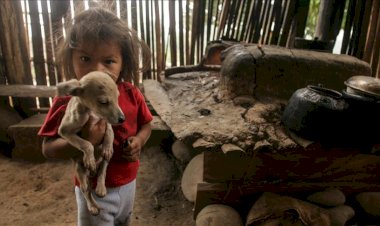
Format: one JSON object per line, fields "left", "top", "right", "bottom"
{"left": 57, "top": 71, "right": 125, "bottom": 215}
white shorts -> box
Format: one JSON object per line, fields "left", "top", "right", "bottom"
{"left": 75, "top": 179, "right": 136, "bottom": 226}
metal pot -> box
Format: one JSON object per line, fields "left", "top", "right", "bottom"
{"left": 344, "top": 75, "right": 380, "bottom": 99}
{"left": 282, "top": 85, "right": 348, "bottom": 145}
{"left": 341, "top": 90, "right": 380, "bottom": 147}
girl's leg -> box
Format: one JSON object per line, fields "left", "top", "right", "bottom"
{"left": 115, "top": 179, "right": 136, "bottom": 226}
{"left": 75, "top": 186, "right": 116, "bottom": 226}
{"left": 75, "top": 180, "right": 136, "bottom": 226}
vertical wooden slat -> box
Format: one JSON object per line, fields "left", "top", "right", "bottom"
{"left": 29, "top": 0, "right": 49, "bottom": 107}
{"left": 72, "top": 1, "right": 84, "bottom": 17}
{"left": 198, "top": 0, "right": 206, "bottom": 62}
{"left": 131, "top": 0, "right": 138, "bottom": 32}
{"left": 160, "top": 1, "right": 166, "bottom": 70}
{"left": 363, "top": 0, "right": 379, "bottom": 63}
{"left": 293, "top": 0, "right": 310, "bottom": 38}
{"left": 252, "top": 0, "right": 266, "bottom": 43}
{"left": 242, "top": 0, "right": 256, "bottom": 41}
{"left": 138, "top": 1, "right": 146, "bottom": 42}
{"left": 154, "top": 0, "right": 162, "bottom": 80}
{"left": 239, "top": 0, "right": 251, "bottom": 41}
{"left": 206, "top": 0, "right": 214, "bottom": 42}
{"left": 225, "top": 0, "right": 237, "bottom": 38}
{"left": 341, "top": 0, "right": 355, "bottom": 54}
{"left": 120, "top": 0, "right": 128, "bottom": 22}
{"left": 348, "top": 0, "right": 364, "bottom": 56}
{"left": 41, "top": 0, "right": 56, "bottom": 87}
{"left": 212, "top": 0, "right": 222, "bottom": 40}
{"left": 190, "top": 0, "right": 200, "bottom": 64}
{"left": 0, "top": 39, "right": 10, "bottom": 106}
{"left": 356, "top": 0, "right": 372, "bottom": 59}
{"left": 178, "top": 0, "right": 184, "bottom": 66}
{"left": 185, "top": 0, "right": 190, "bottom": 64}
{"left": 228, "top": 0, "right": 239, "bottom": 38}
{"left": 149, "top": 0, "right": 155, "bottom": 79}
{"left": 110, "top": 0, "right": 116, "bottom": 14}
{"left": 370, "top": 8, "right": 380, "bottom": 77}
{"left": 216, "top": 0, "right": 230, "bottom": 39}
{"left": 279, "top": 0, "right": 297, "bottom": 47}
{"left": 169, "top": 1, "right": 177, "bottom": 66}
{"left": 233, "top": 0, "right": 245, "bottom": 40}
{"left": 270, "top": 0, "right": 284, "bottom": 45}
{"left": 259, "top": 1, "right": 272, "bottom": 44}
{"left": 50, "top": 0, "right": 68, "bottom": 82}
{"left": 0, "top": 0, "right": 35, "bottom": 116}
{"left": 250, "top": 0, "right": 264, "bottom": 43}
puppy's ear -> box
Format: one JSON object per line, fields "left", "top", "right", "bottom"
{"left": 56, "top": 79, "right": 84, "bottom": 97}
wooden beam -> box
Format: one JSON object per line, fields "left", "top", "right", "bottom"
{"left": 0, "top": 85, "right": 56, "bottom": 98}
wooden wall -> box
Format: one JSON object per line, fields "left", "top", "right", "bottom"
{"left": 0, "top": 0, "right": 379, "bottom": 116}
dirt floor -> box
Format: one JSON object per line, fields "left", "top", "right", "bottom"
{"left": 0, "top": 142, "right": 195, "bottom": 226}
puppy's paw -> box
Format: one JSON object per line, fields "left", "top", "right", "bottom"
{"left": 83, "top": 154, "right": 96, "bottom": 172}
{"left": 95, "top": 184, "right": 107, "bottom": 197}
{"left": 88, "top": 205, "right": 100, "bottom": 216}
{"left": 102, "top": 146, "right": 113, "bottom": 161}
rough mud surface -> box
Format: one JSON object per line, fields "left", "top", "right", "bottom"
{"left": 0, "top": 144, "right": 195, "bottom": 226}
{"left": 144, "top": 71, "right": 297, "bottom": 153}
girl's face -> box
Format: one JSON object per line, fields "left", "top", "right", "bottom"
{"left": 72, "top": 41, "right": 123, "bottom": 82}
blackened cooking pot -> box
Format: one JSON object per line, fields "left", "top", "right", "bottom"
{"left": 282, "top": 85, "right": 348, "bottom": 145}
{"left": 341, "top": 90, "right": 380, "bottom": 147}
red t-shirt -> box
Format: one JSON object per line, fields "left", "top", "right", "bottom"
{"left": 38, "top": 82, "right": 153, "bottom": 187}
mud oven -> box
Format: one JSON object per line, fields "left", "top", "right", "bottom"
{"left": 143, "top": 44, "right": 380, "bottom": 225}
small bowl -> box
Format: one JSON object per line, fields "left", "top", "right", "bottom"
{"left": 344, "top": 75, "right": 380, "bottom": 99}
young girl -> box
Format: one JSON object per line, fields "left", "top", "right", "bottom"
{"left": 38, "top": 6, "right": 153, "bottom": 226}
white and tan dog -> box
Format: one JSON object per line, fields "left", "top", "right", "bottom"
{"left": 57, "top": 71, "right": 125, "bottom": 215}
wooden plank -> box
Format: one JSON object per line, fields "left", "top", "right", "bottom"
{"left": 0, "top": 85, "right": 56, "bottom": 98}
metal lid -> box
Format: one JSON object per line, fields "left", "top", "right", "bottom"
{"left": 344, "top": 75, "right": 380, "bottom": 99}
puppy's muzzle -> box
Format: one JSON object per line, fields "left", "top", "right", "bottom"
{"left": 118, "top": 114, "right": 125, "bottom": 124}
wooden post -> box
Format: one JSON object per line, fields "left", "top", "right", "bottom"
{"left": 315, "top": 0, "right": 346, "bottom": 42}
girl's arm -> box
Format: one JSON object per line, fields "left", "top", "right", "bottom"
{"left": 122, "top": 122, "right": 152, "bottom": 161}
{"left": 42, "top": 117, "right": 107, "bottom": 160}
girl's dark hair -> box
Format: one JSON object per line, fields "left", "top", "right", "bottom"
{"left": 57, "top": 5, "right": 151, "bottom": 84}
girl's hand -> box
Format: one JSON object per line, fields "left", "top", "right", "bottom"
{"left": 122, "top": 136, "right": 143, "bottom": 162}
{"left": 81, "top": 116, "right": 107, "bottom": 146}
